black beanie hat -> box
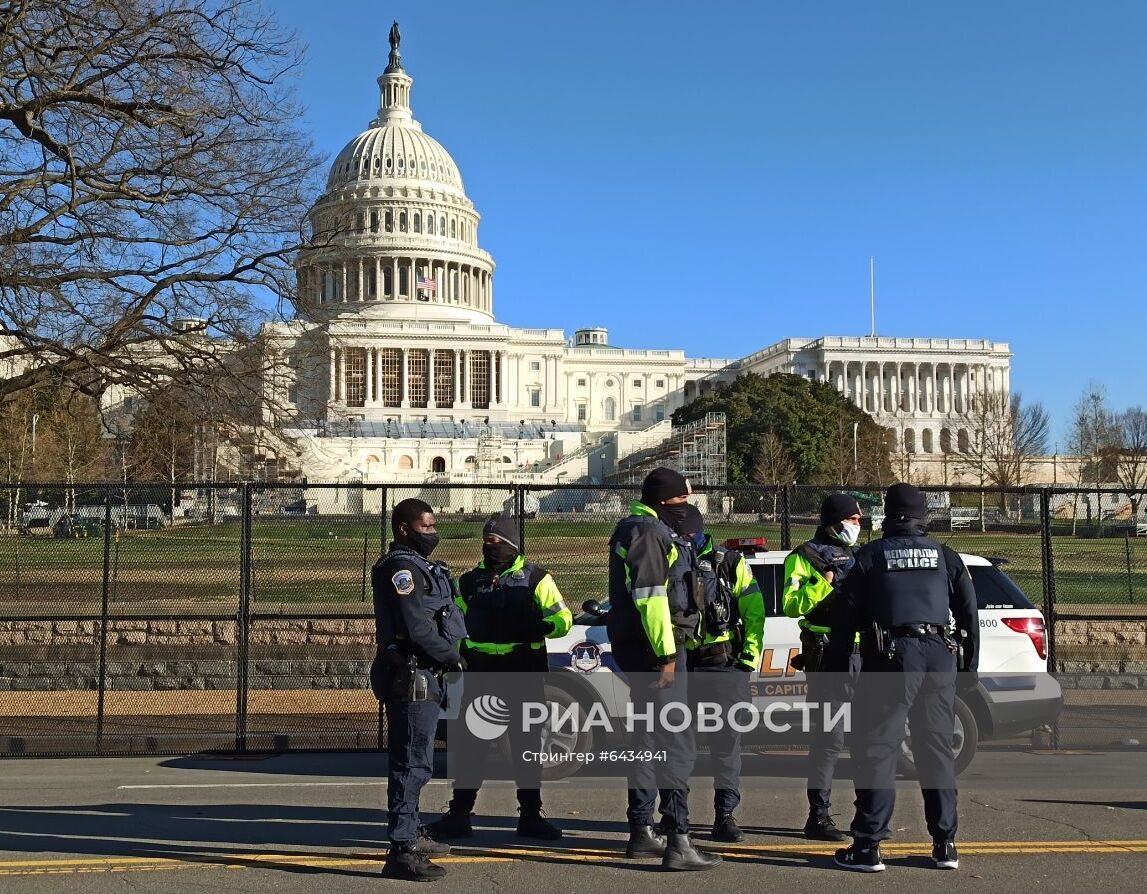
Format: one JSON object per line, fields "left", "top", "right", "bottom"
{"left": 678, "top": 503, "right": 705, "bottom": 536}
{"left": 483, "top": 514, "right": 521, "bottom": 550}
{"left": 884, "top": 483, "right": 928, "bottom": 521}
{"left": 641, "top": 467, "right": 690, "bottom": 506}
{"left": 820, "top": 493, "right": 862, "bottom": 527}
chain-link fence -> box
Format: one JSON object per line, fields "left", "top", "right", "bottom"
{"left": 1, "top": 481, "right": 1144, "bottom": 756}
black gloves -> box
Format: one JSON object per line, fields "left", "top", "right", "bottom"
{"left": 956, "top": 669, "right": 978, "bottom": 693}
{"left": 525, "top": 618, "right": 553, "bottom": 642}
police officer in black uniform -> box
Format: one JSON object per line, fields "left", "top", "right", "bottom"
{"left": 826, "top": 483, "right": 978, "bottom": 873}
{"left": 428, "top": 514, "right": 571, "bottom": 841}
{"left": 607, "top": 467, "right": 721, "bottom": 871}
{"left": 371, "top": 498, "right": 467, "bottom": 882}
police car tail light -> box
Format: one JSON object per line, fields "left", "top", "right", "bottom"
{"left": 1002, "top": 617, "right": 1047, "bottom": 660}
{"left": 724, "top": 537, "right": 767, "bottom": 553}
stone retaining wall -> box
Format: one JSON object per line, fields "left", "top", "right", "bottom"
{"left": 0, "top": 615, "right": 1143, "bottom": 692}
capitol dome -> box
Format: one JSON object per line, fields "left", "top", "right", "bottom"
{"left": 326, "top": 115, "right": 464, "bottom": 194}
{"left": 295, "top": 30, "right": 494, "bottom": 325}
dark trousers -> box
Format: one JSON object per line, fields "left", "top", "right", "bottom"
{"left": 451, "top": 648, "right": 546, "bottom": 814}
{"left": 384, "top": 672, "right": 443, "bottom": 845}
{"left": 806, "top": 650, "right": 862, "bottom": 818}
{"left": 850, "top": 636, "right": 959, "bottom": 847}
{"left": 687, "top": 661, "right": 750, "bottom": 816}
{"left": 616, "top": 647, "right": 694, "bottom": 834}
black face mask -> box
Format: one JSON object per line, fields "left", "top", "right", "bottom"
{"left": 482, "top": 542, "right": 519, "bottom": 572}
{"left": 656, "top": 503, "right": 689, "bottom": 532}
{"left": 405, "top": 530, "right": 440, "bottom": 558}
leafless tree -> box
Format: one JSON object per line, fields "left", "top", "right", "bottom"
{"left": 0, "top": 0, "right": 321, "bottom": 407}
{"left": 1108, "top": 407, "right": 1147, "bottom": 519}
{"left": 1067, "top": 385, "right": 1115, "bottom": 533}
{"left": 753, "top": 431, "right": 795, "bottom": 519}
{"left": 36, "top": 392, "right": 109, "bottom": 511}
{"left": 952, "top": 390, "right": 1050, "bottom": 528}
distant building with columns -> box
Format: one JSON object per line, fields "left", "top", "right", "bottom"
{"left": 252, "top": 31, "right": 1012, "bottom": 484}
{"left": 726, "top": 336, "right": 1012, "bottom": 455}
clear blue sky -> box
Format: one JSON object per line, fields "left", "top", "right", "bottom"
{"left": 272, "top": 0, "right": 1147, "bottom": 445}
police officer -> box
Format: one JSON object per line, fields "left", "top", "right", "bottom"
{"left": 676, "top": 504, "right": 765, "bottom": 843}
{"left": 371, "top": 498, "right": 467, "bottom": 882}
{"left": 826, "top": 483, "right": 978, "bottom": 873}
{"left": 607, "top": 467, "right": 721, "bottom": 871}
{"left": 781, "top": 493, "right": 863, "bottom": 841}
{"left": 428, "top": 513, "right": 573, "bottom": 841}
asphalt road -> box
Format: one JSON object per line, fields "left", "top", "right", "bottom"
{"left": 0, "top": 750, "right": 1145, "bottom": 893}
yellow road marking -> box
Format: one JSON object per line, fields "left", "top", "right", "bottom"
{"left": 2, "top": 840, "right": 1145, "bottom": 876}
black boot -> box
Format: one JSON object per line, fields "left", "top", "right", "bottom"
{"left": 381, "top": 844, "right": 446, "bottom": 882}
{"left": 711, "top": 813, "right": 745, "bottom": 843}
{"left": 426, "top": 808, "right": 473, "bottom": 840}
{"left": 626, "top": 824, "right": 667, "bottom": 858}
{"left": 803, "top": 813, "right": 848, "bottom": 842}
{"left": 517, "top": 808, "right": 562, "bottom": 840}
{"left": 413, "top": 825, "right": 451, "bottom": 857}
{"left": 662, "top": 832, "right": 723, "bottom": 871}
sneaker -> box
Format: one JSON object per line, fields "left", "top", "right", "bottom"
{"left": 382, "top": 846, "right": 447, "bottom": 882}
{"left": 803, "top": 814, "right": 848, "bottom": 842}
{"left": 516, "top": 810, "right": 563, "bottom": 841}
{"left": 412, "top": 826, "right": 451, "bottom": 857}
{"left": 932, "top": 840, "right": 959, "bottom": 869}
{"left": 425, "top": 809, "right": 473, "bottom": 840}
{"left": 834, "top": 843, "right": 885, "bottom": 872}
{"left": 711, "top": 813, "right": 745, "bottom": 843}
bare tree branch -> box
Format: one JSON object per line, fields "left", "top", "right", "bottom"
{"left": 0, "top": 0, "right": 322, "bottom": 407}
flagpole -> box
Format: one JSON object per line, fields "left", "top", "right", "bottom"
{"left": 869, "top": 255, "right": 876, "bottom": 337}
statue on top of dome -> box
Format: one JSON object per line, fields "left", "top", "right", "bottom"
{"left": 385, "top": 20, "right": 403, "bottom": 73}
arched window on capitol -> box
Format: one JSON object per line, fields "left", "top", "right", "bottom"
{"left": 431, "top": 456, "right": 446, "bottom": 473}
{"left": 395, "top": 455, "right": 414, "bottom": 471}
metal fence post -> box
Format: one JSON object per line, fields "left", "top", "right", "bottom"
{"left": 96, "top": 485, "right": 112, "bottom": 752}
{"left": 1039, "top": 487, "right": 1059, "bottom": 749}
{"left": 236, "top": 482, "right": 252, "bottom": 752}
{"left": 781, "top": 486, "right": 792, "bottom": 551}
{"left": 516, "top": 484, "right": 527, "bottom": 554}
{"left": 379, "top": 486, "right": 389, "bottom": 559}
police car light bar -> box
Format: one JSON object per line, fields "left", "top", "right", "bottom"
{"left": 724, "top": 536, "right": 768, "bottom": 551}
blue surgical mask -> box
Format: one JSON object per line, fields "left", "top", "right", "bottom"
{"left": 692, "top": 532, "right": 707, "bottom": 551}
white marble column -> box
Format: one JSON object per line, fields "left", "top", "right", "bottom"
{"left": 458, "top": 349, "right": 470, "bottom": 408}
{"left": 329, "top": 349, "right": 336, "bottom": 404}
{"left": 453, "top": 349, "right": 462, "bottom": 405}
{"left": 401, "top": 349, "right": 410, "bottom": 407}
{"left": 337, "top": 349, "right": 345, "bottom": 403}
{"left": 428, "top": 348, "right": 437, "bottom": 408}
{"left": 365, "top": 347, "right": 374, "bottom": 406}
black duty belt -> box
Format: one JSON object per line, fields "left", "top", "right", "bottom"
{"left": 892, "top": 623, "right": 946, "bottom": 638}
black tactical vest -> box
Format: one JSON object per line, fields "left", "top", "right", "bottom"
{"left": 459, "top": 561, "right": 545, "bottom": 644}
{"left": 377, "top": 547, "right": 467, "bottom": 649}
{"left": 860, "top": 534, "right": 951, "bottom": 628}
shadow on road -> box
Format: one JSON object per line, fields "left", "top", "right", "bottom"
{"left": 0, "top": 803, "right": 816, "bottom": 874}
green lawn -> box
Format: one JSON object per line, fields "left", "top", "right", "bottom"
{"left": 1, "top": 516, "right": 1144, "bottom": 613}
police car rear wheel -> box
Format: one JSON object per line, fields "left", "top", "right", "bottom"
{"left": 897, "top": 696, "right": 979, "bottom": 779}
{"left": 538, "top": 681, "right": 594, "bottom": 781}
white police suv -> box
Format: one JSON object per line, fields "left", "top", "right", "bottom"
{"left": 540, "top": 545, "right": 1062, "bottom": 778}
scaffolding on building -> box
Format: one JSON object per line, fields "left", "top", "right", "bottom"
{"left": 609, "top": 412, "right": 727, "bottom": 487}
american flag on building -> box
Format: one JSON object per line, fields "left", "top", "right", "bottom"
{"left": 417, "top": 275, "right": 437, "bottom": 292}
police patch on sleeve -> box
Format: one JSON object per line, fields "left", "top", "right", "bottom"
{"left": 391, "top": 569, "right": 415, "bottom": 596}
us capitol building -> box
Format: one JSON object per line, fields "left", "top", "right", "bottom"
{"left": 257, "top": 27, "right": 1011, "bottom": 486}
